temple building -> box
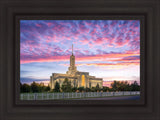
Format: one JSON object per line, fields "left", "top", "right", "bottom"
{"left": 49, "top": 45, "right": 103, "bottom": 90}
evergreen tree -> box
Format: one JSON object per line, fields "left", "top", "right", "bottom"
{"left": 39, "top": 82, "right": 45, "bottom": 92}
{"left": 130, "top": 81, "right": 140, "bottom": 91}
{"left": 61, "top": 78, "right": 72, "bottom": 92}
{"left": 95, "top": 83, "right": 100, "bottom": 91}
{"left": 111, "top": 81, "right": 120, "bottom": 91}
{"left": 31, "top": 81, "right": 39, "bottom": 93}
{"left": 54, "top": 81, "right": 60, "bottom": 92}
{"left": 96, "top": 83, "right": 99, "bottom": 88}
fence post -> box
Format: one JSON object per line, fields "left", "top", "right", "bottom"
{"left": 52, "top": 93, "right": 54, "bottom": 100}
{"left": 21, "top": 94, "right": 23, "bottom": 100}
{"left": 57, "top": 93, "right": 58, "bottom": 99}
{"left": 27, "top": 93, "right": 29, "bottom": 100}
{"left": 41, "top": 93, "right": 43, "bottom": 100}
{"left": 62, "top": 92, "right": 64, "bottom": 99}
{"left": 46, "top": 93, "right": 48, "bottom": 100}
{"left": 56, "top": 93, "right": 57, "bottom": 99}
{"left": 34, "top": 93, "right": 36, "bottom": 100}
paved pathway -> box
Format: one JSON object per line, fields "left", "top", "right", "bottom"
{"left": 74, "top": 95, "right": 140, "bottom": 100}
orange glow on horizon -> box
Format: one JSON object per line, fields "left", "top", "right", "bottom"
{"left": 20, "top": 52, "right": 139, "bottom": 64}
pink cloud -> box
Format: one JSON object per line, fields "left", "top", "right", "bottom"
{"left": 79, "top": 39, "right": 89, "bottom": 45}
{"left": 93, "top": 37, "right": 104, "bottom": 45}
{"left": 20, "top": 51, "right": 140, "bottom": 64}
{"left": 35, "top": 24, "right": 42, "bottom": 27}
{"left": 47, "top": 22, "right": 52, "bottom": 27}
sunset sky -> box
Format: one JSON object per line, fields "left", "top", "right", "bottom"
{"left": 20, "top": 20, "right": 140, "bottom": 86}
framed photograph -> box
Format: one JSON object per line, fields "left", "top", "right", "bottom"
{"left": 19, "top": 19, "right": 141, "bottom": 101}
{"left": 0, "top": 0, "right": 160, "bottom": 120}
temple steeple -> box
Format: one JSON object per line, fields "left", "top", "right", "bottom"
{"left": 66, "top": 44, "right": 77, "bottom": 75}
{"left": 70, "top": 44, "right": 75, "bottom": 68}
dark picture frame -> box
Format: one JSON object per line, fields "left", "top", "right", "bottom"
{"left": 0, "top": 0, "right": 160, "bottom": 120}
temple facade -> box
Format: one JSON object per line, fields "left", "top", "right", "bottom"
{"left": 49, "top": 45, "right": 103, "bottom": 90}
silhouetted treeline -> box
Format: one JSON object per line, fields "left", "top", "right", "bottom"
{"left": 110, "top": 80, "right": 140, "bottom": 91}
{"left": 52, "top": 78, "right": 140, "bottom": 92}
{"left": 20, "top": 81, "right": 50, "bottom": 93}
{"left": 20, "top": 80, "right": 140, "bottom": 93}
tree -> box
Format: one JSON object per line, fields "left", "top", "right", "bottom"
{"left": 78, "top": 87, "right": 84, "bottom": 92}
{"left": 21, "top": 83, "right": 31, "bottom": 93}
{"left": 96, "top": 83, "right": 99, "bottom": 88}
{"left": 85, "top": 87, "right": 91, "bottom": 92}
{"left": 72, "top": 87, "right": 78, "bottom": 92}
{"left": 61, "top": 78, "right": 72, "bottom": 92}
{"left": 118, "top": 81, "right": 129, "bottom": 91}
{"left": 91, "top": 87, "right": 96, "bottom": 92}
{"left": 111, "top": 81, "right": 122, "bottom": 91}
{"left": 102, "top": 86, "right": 110, "bottom": 92}
{"left": 95, "top": 83, "right": 100, "bottom": 91}
{"left": 110, "top": 80, "right": 140, "bottom": 91}
{"left": 39, "top": 82, "right": 45, "bottom": 92}
{"left": 130, "top": 81, "right": 140, "bottom": 91}
{"left": 111, "top": 81, "right": 118, "bottom": 91}
{"left": 54, "top": 81, "right": 60, "bottom": 92}
{"left": 45, "top": 85, "right": 51, "bottom": 92}
{"left": 31, "top": 81, "right": 39, "bottom": 93}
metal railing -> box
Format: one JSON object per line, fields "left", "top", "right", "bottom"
{"left": 20, "top": 91, "right": 140, "bottom": 100}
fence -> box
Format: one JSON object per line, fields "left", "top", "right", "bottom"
{"left": 20, "top": 91, "right": 140, "bottom": 100}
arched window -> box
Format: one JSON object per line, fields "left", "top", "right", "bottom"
{"left": 81, "top": 75, "right": 85, "bottom": 87}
